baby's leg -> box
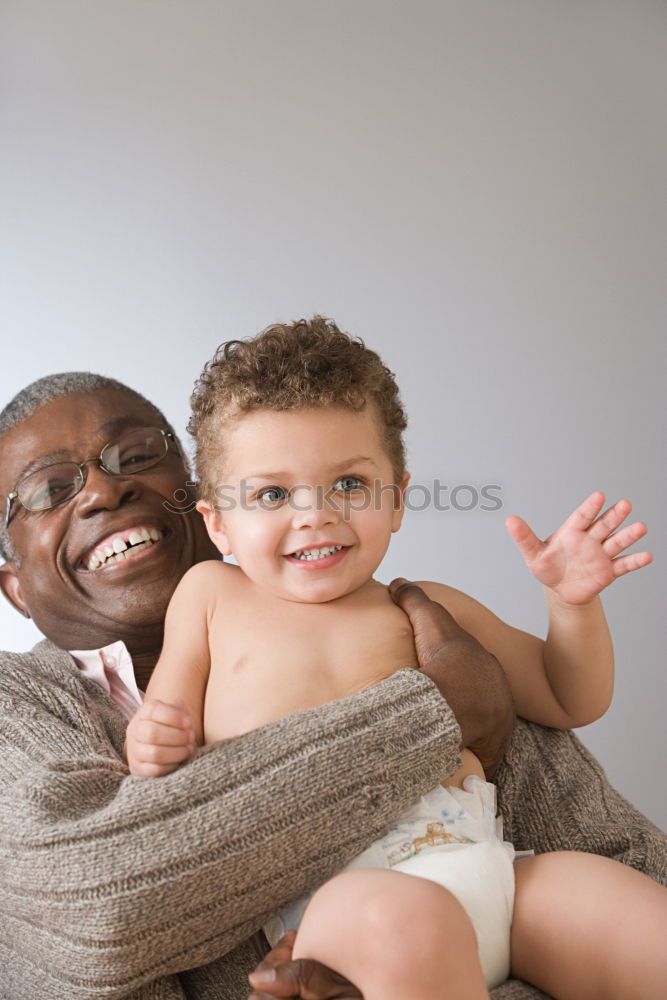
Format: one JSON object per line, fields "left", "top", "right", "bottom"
{"left": 292, "top": 868, "right": 490, "bottom": 1000}
{"left": 511, "top": 851, "right": 667, "bottom": 1000}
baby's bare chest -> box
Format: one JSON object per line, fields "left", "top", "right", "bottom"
{"left": 204, "top": 588, "right": 419, "bottom": 740}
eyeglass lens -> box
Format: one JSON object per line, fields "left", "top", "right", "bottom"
{"left": 16, "top": 428, "right": 169, "bottom": 512}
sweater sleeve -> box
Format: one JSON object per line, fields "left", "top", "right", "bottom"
{"left": 495, "top": 718, "right": 667, "bottom": 883}
{"left": 0, "top": 645, "right": 461, "bottom": 998}
{"left": 486, "top": 720, "right": 667, "bottom": 1000}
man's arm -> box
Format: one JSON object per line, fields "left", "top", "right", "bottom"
{"left": 0, "top": 641, "right": 459, "bottom": 998}
{"left": 496, "top": 718, "right": 667, "bottom": 883}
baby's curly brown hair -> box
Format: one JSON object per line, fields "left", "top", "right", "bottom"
{"left": 189, "top": 316, "right": 408, "bottom": 501}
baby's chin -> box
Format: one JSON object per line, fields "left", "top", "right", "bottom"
{"left": 275, "top": 578, "right": 377, "bottom": 606}
{"left": 274, "top": 586, "right": 351, "bottom": 606}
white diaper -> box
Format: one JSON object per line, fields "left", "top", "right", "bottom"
{"left": 265, "top": 776, "right": 515, "bottom": 990}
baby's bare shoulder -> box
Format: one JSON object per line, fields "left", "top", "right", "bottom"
{"left": 413, "top": 579, "right": 503, "bottom": 638}
{"left": 175, "top": 560, "right": 243, "bottom": 598}
{"left": 413, "top": 579, "right": 488, "bottom": 624}
{"left": 413, "top": 579, "right": 469, "bottom": 609}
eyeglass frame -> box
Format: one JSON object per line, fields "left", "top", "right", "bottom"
{"left": 3, "top": 426, "right": 177, "bottom": 531}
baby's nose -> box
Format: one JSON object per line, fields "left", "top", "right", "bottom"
{"left": 290, "top": 485, "right": 340, "bottom": 529}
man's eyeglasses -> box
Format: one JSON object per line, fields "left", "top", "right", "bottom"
{"left": 4, "top": 427, "right": 176, "bottom": 530}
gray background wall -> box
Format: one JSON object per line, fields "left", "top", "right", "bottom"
{"left": 1, "top": 0, "right": 665, "bottom": 830}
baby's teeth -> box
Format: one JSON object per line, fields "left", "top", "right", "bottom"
{"left": 296, "top": 545, "right": 342, "bottom": 560}
{"left": 113, "top": 537, "right": 127, "bottom": 553}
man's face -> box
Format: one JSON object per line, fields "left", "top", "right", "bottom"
{"left": 0, "top": 389, "right": 217, "bottom": 650}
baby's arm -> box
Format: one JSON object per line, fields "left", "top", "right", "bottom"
{"left": 125, "top": 561, "right": 217, "bottom": 776}
{"left": 419, "top": 493, "right": 651, "bottom": 730}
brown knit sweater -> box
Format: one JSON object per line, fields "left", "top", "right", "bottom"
{"left": 0, "top": 640, "right": 664, "bottom": 999}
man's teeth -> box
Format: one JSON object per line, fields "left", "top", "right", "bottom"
{"left": 292, "top": 545, "right": 343, "bottom": 561}
{"left": 87, "top": 528, "right": 163, "bottom": 570}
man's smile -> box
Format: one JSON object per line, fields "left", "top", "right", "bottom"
{"left": 82, "top": 523, "right": 167, "bottom": 571}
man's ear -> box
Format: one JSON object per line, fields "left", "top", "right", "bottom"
{"left": 0, "top": 561, "right": 31, "bottom": 618}
{"left": 196, "top": 500, "right": 233, "bottom": 556}
{"left": 391, "top": 472, "right": 411, "bottom": 533}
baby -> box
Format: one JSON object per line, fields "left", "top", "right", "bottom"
{"left": 127, "top": 317, "right": 666, "bottom": 999}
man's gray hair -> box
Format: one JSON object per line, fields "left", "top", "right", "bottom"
{"left": 0, "top": 372, "right": 170, "bottom": 562}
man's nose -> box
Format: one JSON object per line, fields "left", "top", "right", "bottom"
{"left": 290, "top": 486, "right": 340, "bottom": 530}
{"left": 75, "top": 461, "right": 141, "bottom": 515}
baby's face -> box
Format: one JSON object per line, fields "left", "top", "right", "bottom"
{"left": 198, "top": 405, "right": 408, "bottom": 604}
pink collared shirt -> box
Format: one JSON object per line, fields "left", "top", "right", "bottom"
{"left": 69, "top": 640, "right": 144, "bottom": 721}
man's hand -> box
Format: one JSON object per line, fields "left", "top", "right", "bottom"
{"left": 125, "top": 698, "right": 196, "bottom": 777}
{"left": 389, "top": 578, "right": 514, "bottom": 777}
{"left": 248, "top": 931, "right": 362, "bottom": 999}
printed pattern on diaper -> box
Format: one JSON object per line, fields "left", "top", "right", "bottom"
{"left": 265, "top": 777, "right": 515, "bottom": 952}
{"left": 383, "top": 809, "right": 478, "bottom": 866}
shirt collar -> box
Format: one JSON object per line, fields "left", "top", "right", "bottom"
{"left": 69, "top": 640, "right": 144, "bottom": 721}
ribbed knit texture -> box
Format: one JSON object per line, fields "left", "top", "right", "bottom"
{"left": 1, "top": 640, "right": 664, "bottom": 998}
{"left": 1, "top": 641, "right": 460, "bottom": 998}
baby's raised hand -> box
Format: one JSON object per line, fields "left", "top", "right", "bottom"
{"left": 506, "top": 491, "right": 652, "bottom": 606}
{"left": 125, "top": 698, "right": 197, "bottom": 777}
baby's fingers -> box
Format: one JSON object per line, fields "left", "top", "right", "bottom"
{"left": 130, "top": 699, "right": 194, "bottom": 743}
{"left": 505, "top": 515, "right": 543, "bottom": 563}
{"left": 612, "top": 550, "right": 653, "bottom": 578}
{"left": 562, "top": 491, "right": 606, "bottom": 532}
{"left": 132, "top": 717, "right": 195, "bottom": 748}
{"left": 602, "top": 520, "right": 648, "bottom": 557}
{"left": 139, "top": 697, "right": 192, "bottom": 730}
{"left": 588, "top": 498, "right": 633, "bottom": 542}
{"left": 131, "top": 741, "right": 194, "bottom": 767}
{"left": 127, "top": 738, "right": 195, "bottom": 777}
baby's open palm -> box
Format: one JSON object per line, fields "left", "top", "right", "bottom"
{"left": 506, "top": 491, "right": 652, "bottom": 605}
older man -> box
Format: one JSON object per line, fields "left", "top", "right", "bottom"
{"left": 0, "top": 373, "right": 664, "bottom": 1000}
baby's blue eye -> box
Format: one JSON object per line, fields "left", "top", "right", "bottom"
{"left": 333, "top": 476, "right": 363, "bottom": 492}
{"left": 257, "top": 485, "right": 288, "bottom": 505}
